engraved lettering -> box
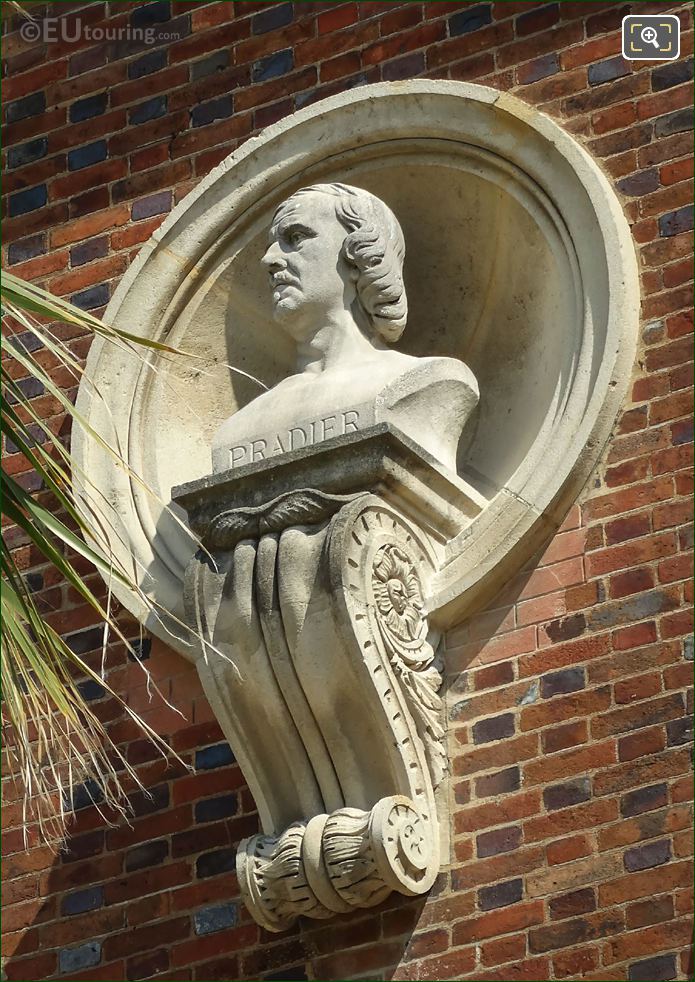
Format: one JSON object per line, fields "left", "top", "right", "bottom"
{"left": 231, "top": 445, "right": 247, "bottom": 467}
{"left": 342, "top": 410, "right": 359, "bottom": 433}
{"left": 322, "top": 415, "right": 337, "bottom": 440}
{"left": 252, "top": 439, "right": 267, "bottom": 461}
{"left": 272, "top": 434, "right": 286, "bottom": 456}
{"left": 289, "top": 426, "right": 307, "bottom": 450}
{"left": 310, "top": 420, "right": 318, "bottom": 443}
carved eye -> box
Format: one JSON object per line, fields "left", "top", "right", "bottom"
{"left": 288, "top": 229, "right": 306, "bottom": 246}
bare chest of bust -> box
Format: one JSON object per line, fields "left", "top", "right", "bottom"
{"left": 211, "top": 354, "right": 478, "bottom": 474}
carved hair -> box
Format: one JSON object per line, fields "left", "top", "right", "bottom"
{"left": 273, "top": 183, "right": 408, "bottom": 343}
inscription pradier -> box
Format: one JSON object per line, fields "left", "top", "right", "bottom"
{"left": 230, "top": 409, "right": 360, "bottom": 468}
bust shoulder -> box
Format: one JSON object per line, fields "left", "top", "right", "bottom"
{"left": 375, "top": 356, "right": 479, "bottom": 471}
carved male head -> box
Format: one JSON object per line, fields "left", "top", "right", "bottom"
{"left": 262, "top": 183, "right": 408, "bottom": 343}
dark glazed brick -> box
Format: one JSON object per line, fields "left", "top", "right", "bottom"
{"left": 5, "top": 91, "right": 45, "bottom": 123}
{"left": 519, "top": 53, "right": 559, "bottom": 84}
{"left": 68, "top": 141, "right": 108, "bottom": 171}
{"left": 475, "top": 766, "right": 520, "bottom": 798}
{"left": 5, "top": 376, "right": 44, "bottom": 403}
{"left": 195, "top": 794, "right": 238, "bottom": 824}
{"left": 541, "top": 666, "right": 585, "bottom": 698}
{"left": 549, "top": 888, "right": 596, "bottom": 921}
{"left": 655, "top": 109, "right": 692, "bottom": 138}
{"left": 672, "top": 420, "right": 693, "bottom": 446}
{"left": 131, "top": 0, "right": 170, "bottom": 27}
{"left": 191, "top": 50, "right": 230, "bottom": 80}
{"left": 543, "top": 777, "right": 590, "bottom": 811}
{"left": 197, "top": 848, "right": 236, "bottom": 879}
{"left": 659, "top": 205, "right": 693, "bottom": 237}
{"left": 59, "top": 942, "right": 102, "bottom": 974}
{"left": 61, "top": 830, "right": 104, "bottom": 863}
{"left": 476, "top": 825, "right": 521, "bottom": 858}
{"left": 77, "top": 679, "right": 106, "bottom": 701}
{"left": 25, "top": 572, "right": 44, "bottom": 591}
{"left": 66, "top": 779, "right": 104, "bottom": 812}
{"left": 472, "top": 712, "right": 514, "bottom": 744}
{"left": 478, "top": 878, "right": 522, "bottom": 910}
{"left": 8, "top": 137, "right": 48, "bottom": 169}
{"left": 629, "top": 954, "right": 677, "bottom": 981}
{"left": 620, "top": 782, "right": 668, "bottom": 817}
{"left": 195, "top": 743, "right": 235, "bottom": 770}
{"left": 383, "top": 51, "right": 425, "bottom": 81}
{"left": 253, "top": 2, "right": 293, "bottom": 34}
{"left": 71, "top": 236, "right": 109, "bottom": 267}
{"left": 652, "top": 57, "right": 694, "bottom": 91}
{"left": 130, "top": 783, "right": 170, "bottom": 817}
{"left": 624, "top": 838, "right": 671, "bottom": 872}
{"left": 252, "top": 49, "right": 293, "bottom": 82}
{"left": 128, "top": 637, "right": 152, "bottom": 661}
{"left": 127, "top": 950, "right": 169, "bottom": 981}
{"left": 194, "top": 902, "right": 237, "bottom": 936}
{"left": 62, "top": 886, "right": 104, "bottom": 916}
{"left": 191, "top": 95, "right": 233, "bottom": 127}
{"left": 544, "top": 613, "right": 586, "bottom": 644}
{"left": 65, "top": 626, "right": 104, "bottom": 655}
{"left": 132, "top": 190, "right": 172, "bottom": 220}
{"left": 72, "top": 284, "right": 110, "bottom": 311}
{"left": 129, "top": 49, "right": 167, "bottom": 79}
{"left": 516, "top": 3, "right": 559, "bottom": 36}
{"left": 667, "top": 716, "right": 693, "bottom": 745}
{"left": 588, "top": 55, "right": 630, "bottom": 86}
{"left": 129, "top": 96, "right": 167, "bottom": 125}
{"left": 449, "top": 3, "right": 491, "bottom": 36}
{"left": 617, "top": 170, "right": 660, "bottom": 196}
{"left": 126, "top": 838, "right": 169, "bottom": 872}
{"left": 8, "top": 233, "right": 46, "bottom": 265}
{"left": 9, "top": 185, "right": 48, "bottom": 217}
{"left": 70, "top": 93, "right": 108, "bottom": 123}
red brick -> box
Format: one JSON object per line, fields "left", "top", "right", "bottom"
{"left": 594, "top": 747, "right": 691, "bottom": 797}
{"left": 522, "top": 688, "right": 610, "bottom": 733}
{"left": 104, "top": 915, "right": 192, "bottom": 961}
{"left": 524, "top": 798, "right": 618, "bottom": 846}
{"left": 603, "top": 917, "right": 692, "bottom": 965}
{"left": 626, "top": 894, "right": 675, "bottom": 929}
{"left": 553, "top": 946, "right": 599, "bottom": 979}
{"left": 542, "top": 719, "right": 588, "bottom": 754}
{"left": 524, "top": 740, "right": 616, "bottom": 786}
{"left": 453, "top": 900, "right": 545, "bottom": 945}
{"left": 611, "top": 621, "right": 657, "bottom": 651}
{"left": 546, "top": 834, "right": 591, "bottom": 866}
{"left": 614, "top": 668, "right": 661, "bottom": 702}
{"left": 561, "top": 33, "right": 622, "bottom": 69}
{"left": 480, "top": 933, "right": 527, "bottom": 967}
{"left": 519, "top": 633, "right": 612, "bottom": 679}
{"left": 661, "top": 157, "right": 694, "bottom": 186}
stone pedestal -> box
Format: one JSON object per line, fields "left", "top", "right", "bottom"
{"left": 173, "top": 426, "right": 482, "bottom": 930}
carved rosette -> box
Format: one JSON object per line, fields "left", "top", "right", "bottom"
{"left": 334, "top": 502, "right": 447, "bottom": 792}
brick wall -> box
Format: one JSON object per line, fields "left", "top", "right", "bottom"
{"left": 2, "top": 2, "right": 693, "bottom": 981}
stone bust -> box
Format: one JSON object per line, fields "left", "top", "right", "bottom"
{"left": 212, "top": 182, "right": 479, "bottom": 474}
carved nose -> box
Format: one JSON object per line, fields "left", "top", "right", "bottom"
{"left": 262, "top": 242, "right": 285, "bottom": 271}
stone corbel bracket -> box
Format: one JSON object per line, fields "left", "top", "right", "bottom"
{"left": 174, "top": 426, "right": 484, "bottom": 931}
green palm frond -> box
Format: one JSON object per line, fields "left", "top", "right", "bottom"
{"left": 1, "top": 271, "right": 191, "bottom": 846}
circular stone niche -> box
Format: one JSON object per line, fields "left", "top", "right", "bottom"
{"left": 74, "top": 81, "right": 639, "bottom": 657}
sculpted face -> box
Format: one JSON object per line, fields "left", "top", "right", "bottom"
{"left": 262, "top": 192, "right": 356, "bottom": 339}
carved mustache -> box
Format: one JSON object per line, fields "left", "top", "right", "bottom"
{"left": 270, "top": 272, "right": 299, "bottom": 288}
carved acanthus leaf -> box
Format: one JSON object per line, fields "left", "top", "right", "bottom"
{"left": 205, "top": 489, "right": 361, "bottom": 549}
